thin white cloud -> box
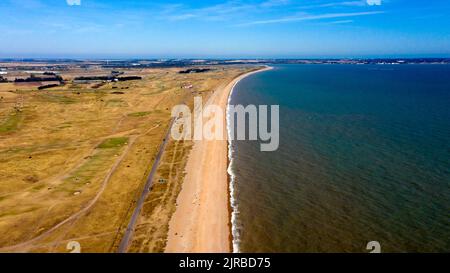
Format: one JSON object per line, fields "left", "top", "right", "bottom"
{"left": 10, "top": 0, "right": 45, "bottom": 9}
{"left": 367, "top": 0, "right": 382, "bottom": 6}
{"left": 169, "top": 13, "right": 197, "bottom": 21}
{"left": 297, "top": 1, "right": 367, "bottom": 9}
{"left": 327, "top": 19, "right": 354, "bottom": 24}
{"left": 66, "top": 0, "right": 81, "bottom": 6}
{"left": 161, "top": 0, "right": 290, "bottom": 22}
{"left": 236, "top": 11, "right": 385, "bottom": 26}
{"left": 165, "top": 1, "right": 254, "bottom": 21}
{"left": 295, "top": 0, "right": 384, "bottom": 9}
{"left": 159, "top": 1, "right": 384, "bottom": 23}
{"left": 261, "top": 0, "right": 290, "bottom": 8}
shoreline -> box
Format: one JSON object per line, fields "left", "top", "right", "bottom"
{"left": 165, "top": 66, "right": 272, "bottom": 253}
{"left": 226, "top": 66, "right": 273, "bottom": 253}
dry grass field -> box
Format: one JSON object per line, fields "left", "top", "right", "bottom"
{"left": 0, "top": 65, "right": 253, "bottom": 252}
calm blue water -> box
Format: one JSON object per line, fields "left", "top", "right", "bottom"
{"left": 229, "top": 64, "right": 450, "bottom": 252}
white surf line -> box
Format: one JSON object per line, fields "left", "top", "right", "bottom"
{"left": 226, "top": 66, "right": 273, "bottom": 253}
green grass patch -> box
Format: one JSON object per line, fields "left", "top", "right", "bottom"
{"left": 32, "top": 184, "right": 46, "bottom": 191}
{"left": 39, "top": 94, "right": 76, "bottom": 104}
{"left": 128, "top": 111, "right": 151, "bottom": 117}
{"left": 97, "top": 137, "right": 129, "bottom": 149}
{"left": 59, "top": 148, "right": 120, "bottom": 193}
{"left": 106, "top": 98, "right": 127, "bottom": 107}
{"left": 66, "top": 152, "right": 108, "bottom": 185}
{"left": 58, "top": 124, "right": 72, "bottom": 129}
{"left": 0, "top": 111, "right": 22, "bottom": 133}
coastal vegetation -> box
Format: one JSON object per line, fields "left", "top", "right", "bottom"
{"left": 0, "top": 62, "right": 254, "bottom": 252}
{"left": 0, "top": 111, "right": 22, "bottom": 133}
{"left": 97, "top": 137, "right": 129, "bottom": 149}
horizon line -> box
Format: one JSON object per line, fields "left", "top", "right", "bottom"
{"left": 1, "top": 56, "right": 450, "bottom": 61}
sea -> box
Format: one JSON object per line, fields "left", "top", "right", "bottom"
{"left": 227, "top": 64, "right": 450, "bottom": 253}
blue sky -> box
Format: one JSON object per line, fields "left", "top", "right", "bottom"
{"left": 1, "top": 0, "right": 450, "bottom": 58}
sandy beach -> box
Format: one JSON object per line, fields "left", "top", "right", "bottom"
{"left": 165, "top": 66, "right": 271, "bottom": 253}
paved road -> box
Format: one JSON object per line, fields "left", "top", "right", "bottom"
{"left": 117, "top": 118, "right": 176, "bottom": 253}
